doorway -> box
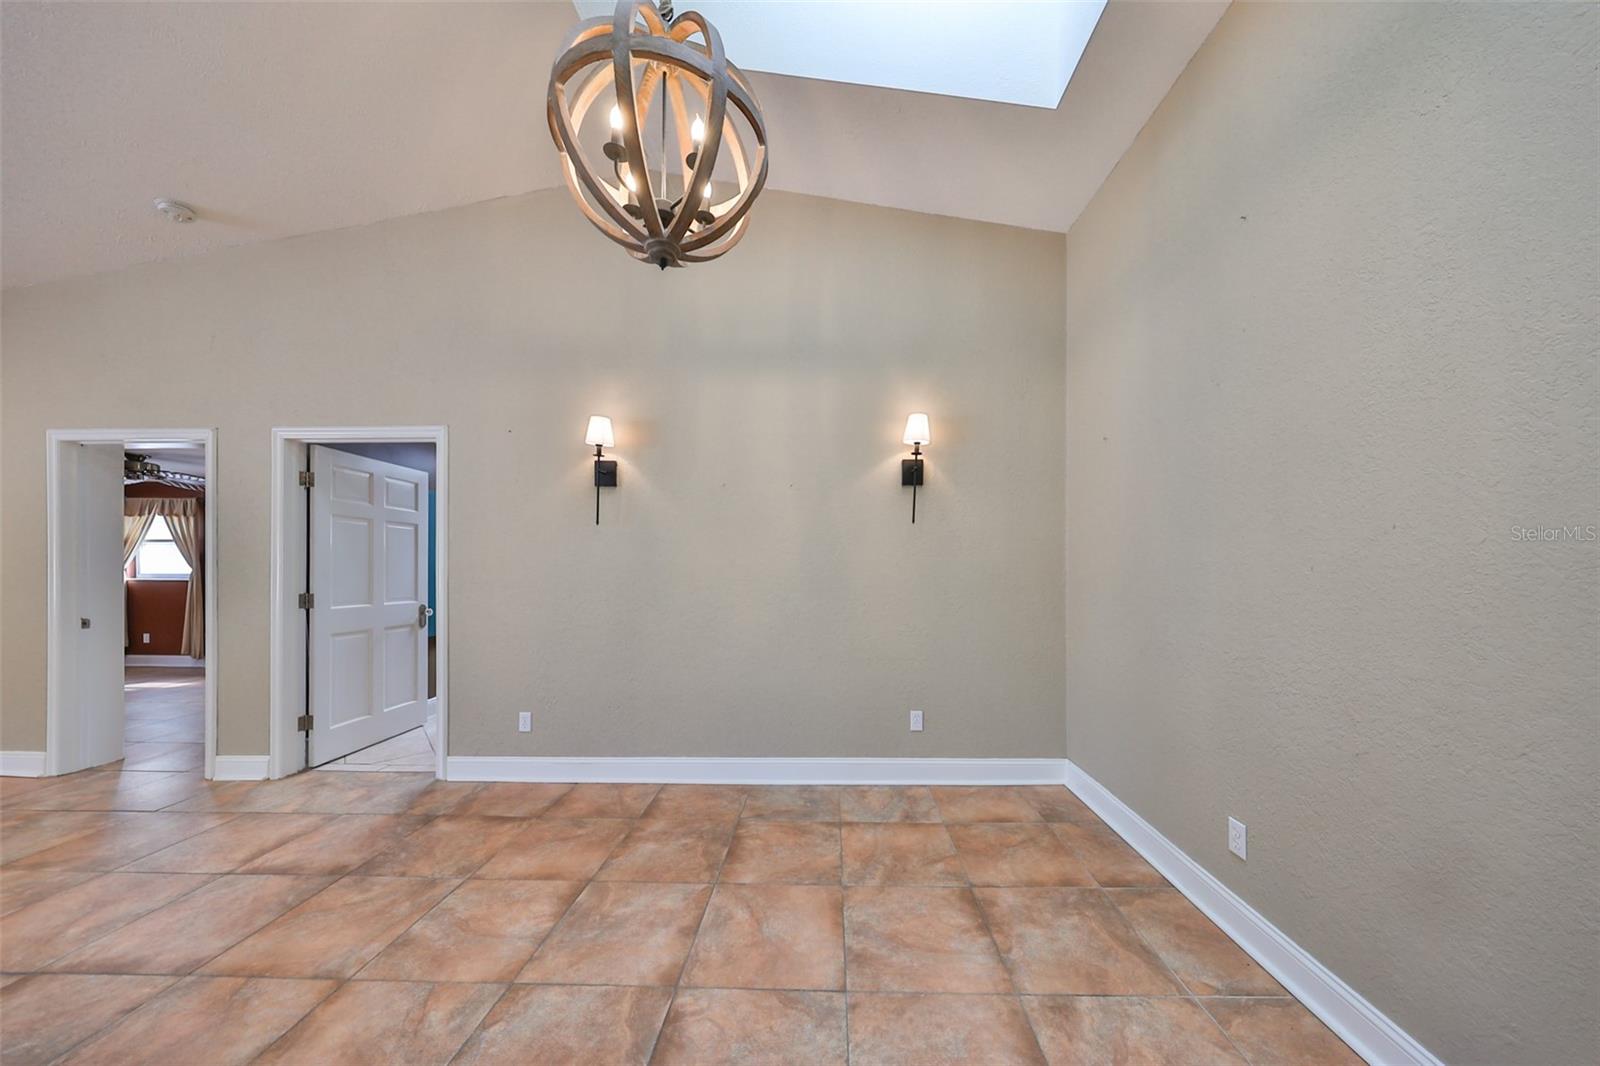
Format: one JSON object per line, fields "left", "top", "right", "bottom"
{"left": 45, "top": 429, "right": 217, "bottom": 779}
{"left": 269, "top": 427, "right": 449, "bottom": 780}
{"left": 307, "top": 442, "right": 436, "bottom": 770}
{"left": 122, "top": 445, "right": 208, "bottom": 773}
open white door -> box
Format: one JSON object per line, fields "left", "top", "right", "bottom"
{"left": 50, "top": 442, "right": 126, "bottom": 773}
{"left": 307, "top": 445, "right": 431, "bottom": 766}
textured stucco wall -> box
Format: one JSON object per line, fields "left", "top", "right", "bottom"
{"left": 1063, "top": 4, "right": 1598, "bottom": 1063}
{"left": 1, "top": 189, "right": 1068, "bottom": 762}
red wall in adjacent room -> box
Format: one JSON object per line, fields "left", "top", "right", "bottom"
{"left": 126, "top": 579, "right": 188, "bottom": 654}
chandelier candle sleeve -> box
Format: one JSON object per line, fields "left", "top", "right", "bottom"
{"left": 547, "top": 0, "right": 769, "bottom": 269}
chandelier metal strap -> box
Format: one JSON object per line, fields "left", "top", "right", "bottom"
{"left": 546, "top": 0, "right": 768, "bottom": 269}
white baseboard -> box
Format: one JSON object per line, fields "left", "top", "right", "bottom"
{"left": 212, "top": 755, "right": 270, "bottom": 781}
{"left": 0, "top": 751, "right": 47, "bottom": 777}
{"left": 446, "top": 756, "right": 1066, "bottom": 785}
{"left": 1064, "top": 759, "right": 1440, "bottom": 1066}
{"left": 124, "top": 655, "right": 204, "bottom": 668}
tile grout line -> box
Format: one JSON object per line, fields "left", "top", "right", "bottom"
{"left": 86, "top": 799, "right": 448, "bottom": 1009}
{"left": 643, "top": 786, "right": 748, "bottom": 1065}
{"left": 0, "top": 972, "right": 186, "bottom": 1063}
{"left": 251, "top": 975, "right": 349, "bottom": 1060}
{"left": 1192, "top": 993, "right": 1266, "bottom": 1066}
{"left": 1057, "top": 821, "right": 1271, "bottom": 1066}
{"left": 465, "top": 798, "right": 634, "bottom": 988}
{"left": 227, "top": 977, "right": 344, "bottom": 1064}
{"left": 957, "top": 789, "right": 1056, "bottom": 1066}
{"left": 5, "top": 870, "right": 226, "bottom": 974}
{"left": 1100, "top": 880, "right": 1259, "bottom": 1063}
{"left": 837, "top": 816, "right": 851, "bottom": 1065}
{"left": 18, "top": 807, "right": 246, "bottom": 871}
{"left": 433, "top": 980, "right": 513, "bottom": 1065}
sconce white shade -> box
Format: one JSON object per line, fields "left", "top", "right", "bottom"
{"left": 585, "top": 415, "right": 615, "bottom": 449}
{"left": 902, "top": 413, "right": 931, "bottom": 446}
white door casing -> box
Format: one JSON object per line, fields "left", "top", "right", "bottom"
{"left": 308, "top": 445, "right": 430, "bottom": 765}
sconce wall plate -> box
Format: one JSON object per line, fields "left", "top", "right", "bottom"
{"left": 595, "top": 459, "right": 618, "bottom": 487}
{"left": 900, "top": 459, "right": 924, "bottom": 487}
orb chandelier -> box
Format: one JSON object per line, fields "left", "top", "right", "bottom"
{"left": 546, "top": 0, "right": 768, "bottom": 270}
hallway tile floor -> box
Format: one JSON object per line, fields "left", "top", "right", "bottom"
{"left": 0, "top": 769, "right": 1363, "bottom": 1064}
{"left": 122, "top": 667, "right": 203, "bottom": 773}
{"left": 320, "top": 721, "right": 439, "bottom": 773}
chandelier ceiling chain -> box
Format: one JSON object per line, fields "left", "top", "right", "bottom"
{"left": 547, "top": 0, "right": 768, "bottom": 269}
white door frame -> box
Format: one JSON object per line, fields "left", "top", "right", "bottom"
{"left": 45, "top": 428, "right": 219, "bottom": 778}
{"left": 268, "top": 426, "right": 448, "bottom": 780}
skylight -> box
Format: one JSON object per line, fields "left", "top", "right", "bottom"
{"left": 571, "top": 0, "right": 1107, "bottom": 109}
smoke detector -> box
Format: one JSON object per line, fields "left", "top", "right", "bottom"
{"left": 153, "top": 198, "right": 196, "bottom": 223}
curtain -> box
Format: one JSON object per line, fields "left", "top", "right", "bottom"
{"left": 163, "top": 501, "right": 204, "bottom": 659}
{"left": 125, "top": 496, "right": 203, "bottom": 659}
{"left": 121, "top": 508, "right": 159, "bottom": 650}
{"left": 122, "top": 510, "right": 158, "bottom": 566}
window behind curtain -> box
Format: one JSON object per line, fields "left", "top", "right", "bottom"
{"left": 133, "top": 514, "right": 191, "bottom": 579}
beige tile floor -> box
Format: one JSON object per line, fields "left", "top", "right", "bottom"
{"left": 121, "top": 667, "right": 204, "bottom": 773}
{"left": 321, "top": 721, "right": 440, "bottom": 772}
{"left": 0, "top": 680, "right": 1363, "bottom": 1064}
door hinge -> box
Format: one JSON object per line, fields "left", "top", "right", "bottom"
{"left": 298, "top": 592, "right": 314, "bottom": 609}
{"left": 296, "top": 714, "right": 313, "bottom": 732}
{"left": 298, "top": 470, "right": 315, "bottom": 488}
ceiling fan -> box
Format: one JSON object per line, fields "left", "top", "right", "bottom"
{"left": 124, "top": 452, "right": 203, "bottom": 488}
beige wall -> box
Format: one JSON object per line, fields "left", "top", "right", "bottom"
{"left": 1063, "top": 3, "right": 1598, "bottom": 1063}
{"left": 1, "top": 189, "right": 1068, "bottom": 761}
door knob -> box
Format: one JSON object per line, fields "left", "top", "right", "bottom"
{"left": 417, "top": 604, "right": 435, "bottom": 629}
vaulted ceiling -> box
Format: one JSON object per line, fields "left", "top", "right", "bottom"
{"left": 0, "top": 1, "right": 1225, "bottom": 289}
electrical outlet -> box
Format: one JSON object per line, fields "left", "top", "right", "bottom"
{"left": 142, "top": 633, "right": 151, "bottom": 644}
{"left": 909, "top": 710, "right": 924, "bottom": 732}
{"left": 1228, "top": 817, "right": 1247, "bottom": 860}
{"left": 518, "top": 712, "right": 532, "bottom": 733}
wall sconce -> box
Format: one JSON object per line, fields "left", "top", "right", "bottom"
{"left": 586, "top": 415, "right": 616, "bottom": 525}
{"left": 901, "top": 412, "right": 930, "bottom": 523}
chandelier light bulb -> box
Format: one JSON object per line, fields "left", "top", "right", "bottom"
{"left": 690, "top": 115, "right": 706, "bottom": 145}
{"left": 609, "top": 104, "right": 624, "bottom": 132}
{"left": 622, "top": 168, "right": 638, "bottom": 193}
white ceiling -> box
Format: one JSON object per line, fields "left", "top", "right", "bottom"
{"left": 0, "top": 1, "right": 1225, "bottom": 289}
